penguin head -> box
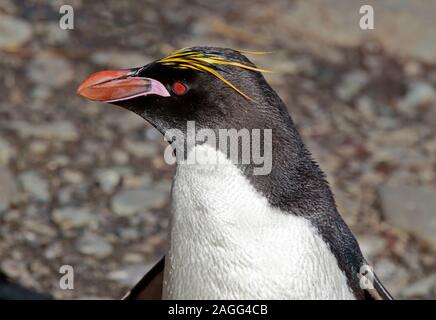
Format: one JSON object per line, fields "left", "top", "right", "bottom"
{"left": 77, "top": 47, "right": 273, "bottom": 135}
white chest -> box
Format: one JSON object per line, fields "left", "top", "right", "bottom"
{"left": 163, "top": 145, "right": 355, "bottom": 300}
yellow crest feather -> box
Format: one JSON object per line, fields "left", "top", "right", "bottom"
{"left": 158, "top": 48, "right": 271, "bottom": 101}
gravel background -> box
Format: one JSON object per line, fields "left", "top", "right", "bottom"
{"left": 0, "top": 0, "right": 435, "bottom": 299}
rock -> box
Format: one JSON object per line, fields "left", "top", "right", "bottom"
{"left": 62, "top": 169, "right": 85, "bottom": 184}
{"left": 402, "top": 273, "right": 436, "bottom": 298}
{"left": 0, "top": 137, "right": 14, "bottom": 165}
{"left": 95, "top": 169, "right": 121, "bottom": 193}
{"left": 373, "top": 147, "right": 425, "bottom": 169}
{"left": 19, "top": 171, "right": 50, "bottom": 202}
{"left": 356, "top": 96, "right": 375, "bottom": 119}
{"left": 0, "top": 167, "right": 18, "bottom": 212}
{"left": 29, "top": 261, "right": 51, "bottom": 277}
{"left": 111, "top": 149, "right": 130, "bottom": 165}
{"left": 27, "top": 53, "right": 74, "bottom": 88}
{"left": 155, "top": 180, "right": 172, "bottom": 193}
{"left": 379, "top": 185, "right": 436, "bottom": 247}
{"left": 399, "top": 81, "right": 436, "bottom": 114}
{"left": 22, "top": 219, "right": 57, "bottom": 238}
{"left": 143, "top": 211, "right": 158, "bottom": 227}
{"left": 357, "top": 234, "right": 386, "bottom": 260}
{"left": 41, "top": 22, "right": 70, "bottom": 45}
{"left": 147, "top": 234, "right": 165, "bottom": 248}
{"left": 24, "top": 204, "right": 38, "bottom": 217}
{"left": 404, "top": 61, "right": 422, "bottom": 77}
{"left": 29, "top": 140, "right": 49, "bottom": 155}
{"left": 118, "top": 228, "right": 140, "bottom": 241}
{"left": 146, "top": 127, "right": 163, "bottom": 142}
{"left": 0, "top": 259, "right": 27, "bottom": 279}
{"left": 402, "top": 247, "right": 422, "bottom": 271}
{"left": 374, "top": 258, "right": 410, "bottom": 296}
{"left": 108, "top": 264, "right": 152, "bottom": 287}
{"left": 336, "top": 70, "right": 369, "bottom": 101}
{"left": 0, "top": 1, "right": 17, "bottom": 15}
{"left": 76, "top": 234, "right": 113, "bottom": 259}
{"left": 57, "top": 187, "right": 73, "bottom": 205}
{"left": 0, "top": 210, "right": 15, "bottom": 225}
{"left": 123, "top": 253, "right": 145, "bottom": 263}
{"left": 281, "top": 1, "right": 436, "bottom": 63}
{"left": 123, "top": 173, "right": 152, "bottom": 189}
{"left": 113, "top": 112, "right": 146, "bottom": 133}
{"left": 31, "top": 84, "right": 51, "bottom": 102}
{"left": 8, "top": 121, "right": 79, "bottom": 141}
{"left": 47, "top": 155, "right": 70, "bottom": 171}
{"left": 44, "top": 243, "right": 63, "bottom": 259}
{"left": 370, "top": 127, "right": 420, "bottom": 147}
{"left": 91, "top": 50, "right": 152, "bottom": 69}
{"left": 53, "top": 207, "right": 97, "bottom": 230}
{"left": 111, "top": 188, "right": 167, "bottom": 216}
{"left": 124, "top": 140, "right": 157, "bottom": 158}
{"left": 0, "top": 14, "right": 32, "bottom": 50}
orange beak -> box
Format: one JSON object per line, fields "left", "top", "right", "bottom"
{"left": 77, "top": 69, "right": 170, "bottom": 102}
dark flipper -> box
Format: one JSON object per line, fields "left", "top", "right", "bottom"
{"left": 122, "top": 257, "right": 165, "bottom": 300}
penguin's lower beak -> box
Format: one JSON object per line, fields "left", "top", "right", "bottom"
{"left": 77, "top": 68, "right": 170, "bottom": 102}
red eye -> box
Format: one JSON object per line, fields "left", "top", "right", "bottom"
{"left": 172, "top": 81, "right": 187, "bottom": 95}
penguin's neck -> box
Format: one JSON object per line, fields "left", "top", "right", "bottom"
{"left": 212, "top": 97, "right": 338, "bottom": 218}
{"left": 247, "top": 119, "right": 337, "bottom": 218}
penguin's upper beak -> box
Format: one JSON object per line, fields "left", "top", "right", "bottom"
{"left": 77, "top": 68, "right": 170, "bottom": 102}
